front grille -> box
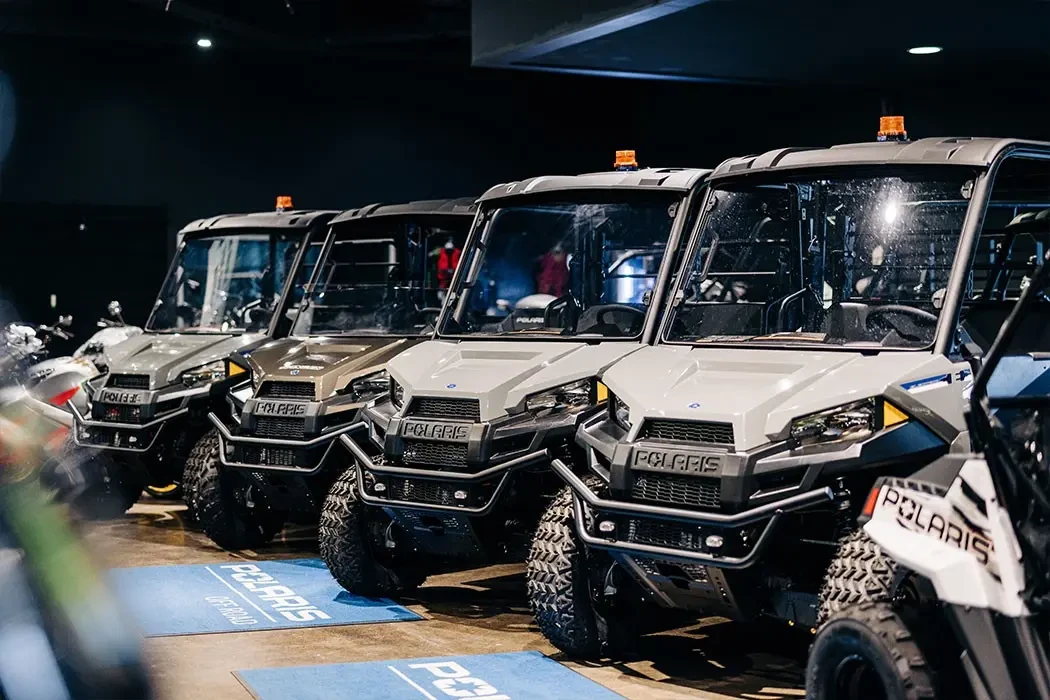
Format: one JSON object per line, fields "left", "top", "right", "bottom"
{"left": 632, "top": 473, "right": 721, "bottom": 509}
{"left": 98, "top": 405, "right": 143, "bottom": 423}
{"left": 635, "top": 556, "right": 710, "bottom": 583}
{"left": 409, "top": 397, "right": 480, "bottom": 421}
{"left": 239, "top": 446, "right": 297, "bottom": 467}
{"left": 108, "top": 374, "right": 150, "bottom": 390}
{"left": 640, "top": 419, "right": 734, "bottom": 445}
{"left": 258, "top": 381, "right": 316, "bottom": 401}
{"left": 253, "top": 417, "right": 307, "bottom": 439}
{"left": 387, "top": 478, "right": 458, "bottom": 507}
{"left": 627, "top": 518, "right": 704, "bottom": 552}
{"left": 402, "top": 441, "right": 469, "bottom": 469}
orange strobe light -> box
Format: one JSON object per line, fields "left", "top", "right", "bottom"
{"left": 877, "top": 116, "right": 907, "bottom": 142}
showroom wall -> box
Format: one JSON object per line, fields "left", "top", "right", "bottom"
{"left": 0, "top": 36, "right": 1046, "bottom": 329}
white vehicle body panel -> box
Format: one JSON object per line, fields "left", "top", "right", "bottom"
{"left": 387, "top": 340, "right": 646, "bottom": 422}
{"left": 865, "top": 458, "right": 1028, "bottom": 616}
{"left": 604, "top": 345, "right": 978, "bottom": 450}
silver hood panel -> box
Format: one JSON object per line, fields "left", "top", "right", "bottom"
{"left": 387, "top": 340, "right": 645, "bottom": 421}
{"left": 604, "top": 346, "right": 962, "bottom": 450}
{"left": 104, "top": 332, "right": 265, "bottom": 387}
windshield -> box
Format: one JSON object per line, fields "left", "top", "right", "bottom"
{"left": 292, "top": 216, "right": 471, "bottom": 336}
{"left": 439, "top": 192, "right": 682, "bottom": 339}
{"left": 665, "top": 170, "right": 977, "bottom": 349}
{"left": 147, "top": 231, "right": 304, "bottom": 333}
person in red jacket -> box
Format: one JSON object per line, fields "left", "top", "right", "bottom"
{"left": 436, "top": 240, "right": 460, "bottom": 290}
{"left": 536, "top": 242, "right": 570, "bottom": 297}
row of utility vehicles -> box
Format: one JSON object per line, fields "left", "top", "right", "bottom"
{"left": 67, "top": 123, "right": 1050, "bottom": 699}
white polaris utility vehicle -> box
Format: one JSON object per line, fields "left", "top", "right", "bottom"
{"left": 529, "top": 127, "right": 1050, "bottom": 657}
{"left": 809, "top": 247, "right": 1050, "bottom": 700}
{"left": 70, "top": 205, "right": 335, "bottom": 514}
{"left": 323, "top": 160, "right": 711, "bottom": 596}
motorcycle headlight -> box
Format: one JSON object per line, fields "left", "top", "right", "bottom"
{"left": 789, "top": 397, "right": 908, "bottom": 447}
{"left": 179, "top": 360, "right": 226, "bottom": 387}
{"left": 525, "top": 378, "right": 605, "bottom": 417}
{"left": 390, "top": 377, "right": 405, "bottom": 410}
{"left": 345, "top": 370, "right": 390, "bottom": 403}
{"left": 611, "top": 393, "right": 632, "bottom": 431}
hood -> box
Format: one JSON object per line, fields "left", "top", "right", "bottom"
{"left": 604, "top": 345, "right": 950, "bottom": 450}
{"left": 246, "top": 335, "right": 420, "bottom": 400}
{"left": 107, "top": 332, "right": 264, "bottom": 387}
{"left": 388, "top": 340, "right": 645, "bottom": 421}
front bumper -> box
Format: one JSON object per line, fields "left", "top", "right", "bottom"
{"left": 69, "top": 398, "right": 189, "bottom": 453}
{"left": 210, "top": 412, "right": 363, "bottom": 475}
{"left": 554, "top": 457, "right": 834, "bottom": 568}
{"left": 340, "top": 433, "right": 550, "bottom": 515}
{"left": 343, "top": 398, "right": 599, "bottom": 515}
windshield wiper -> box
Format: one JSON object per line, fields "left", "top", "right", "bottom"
{"left": 746, "top": 331, "right": 828, "bottom": 342}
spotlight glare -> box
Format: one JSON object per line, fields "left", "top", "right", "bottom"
{"left": 907, "top": 46, "right": 942, "bottom": 55}
{"left": 196, "top": 37, "right": 213, "bottom": 49}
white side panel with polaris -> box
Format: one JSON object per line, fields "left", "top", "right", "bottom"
{"left": 387, "top": 340, "right": 644, "bottom": 421}
{"left": 864, "top": 459, "right": 1027, "bottom": 616}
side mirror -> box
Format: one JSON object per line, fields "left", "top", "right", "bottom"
{"left": 108, "top": 300, "right": 123, "bottom": 318}
{"left": 58, "top": 314, "right": 73, "bottom": 327}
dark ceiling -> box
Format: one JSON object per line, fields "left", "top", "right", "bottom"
{"left": 473, "top": 0, "right": 1050, "bottom": 86}
{"left": 0, "top": 0, "right": 470, "bottom": 54}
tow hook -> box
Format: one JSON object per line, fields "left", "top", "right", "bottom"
{"left": 603, "top": 563, "right": 618, "bottom": 597}
{"left": 383, "top": 521, "right": 397, "bottom": 549}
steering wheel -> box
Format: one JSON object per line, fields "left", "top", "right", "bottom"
{"left": 864, "top": 305, "right": 938, "bottom": 344}
{"left": 543, "top": 294, "right": 581, "bottom": 331}
{"left": 583, "top": 304, "right": 645, "bottom": 336}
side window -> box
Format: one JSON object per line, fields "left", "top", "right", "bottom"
{"left": 959, "top": 156, "right": 1050, "bottom": 352}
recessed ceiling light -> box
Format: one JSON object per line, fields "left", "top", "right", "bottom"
{"left": 197, "top": 37, "right": 213, "bottom": 49}
{"left": 908, "top": 46, "right": 942, "bottom": 55}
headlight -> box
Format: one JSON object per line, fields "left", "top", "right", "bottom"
{"left": 611, "top": 394, "right": 632, "bottom": 431}
{"left": 390, "top": 377, "right": 405, "bottom": 409}
{"left": 525, "top": 378, "right": 601, "bottom": 417}
{"left": 179, "top": 360, "right": 226, "bottom": 387}
{"left": 345, "top": 370, "right": 390, "bottom": 403}
{"left": 790, "top": 398, "right": 882, "bottom": 447}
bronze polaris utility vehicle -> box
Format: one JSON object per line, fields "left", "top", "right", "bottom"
{"left": 70, "top": 202, "right": 334, "bottom": 516}
{"left": 186, "top": 198, "right": 477, "bottom": 550}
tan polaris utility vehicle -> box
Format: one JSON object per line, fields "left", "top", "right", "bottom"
{"left": 184, "top": 199, "right": 476, "bottom": 550}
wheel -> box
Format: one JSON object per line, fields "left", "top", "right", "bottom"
{"left": 69, "top": 454, "right": 144, "bottom": 520}
{"left": 819, "top": 528, "right": 896, "bottom": 624}
{"left": 319, "top": 467, "right": 426, "bottom": 598}
{"left": 807, "top": 601, "right": 937, "bottom": 700}
{"left": 184, "top": 429, "right": 285, "bottom": 550}
{"left": 526, "top": 477, "right": 634, "bottom": 659}
{"left": 144, "top": 482, "right": 183, "bottom": 500}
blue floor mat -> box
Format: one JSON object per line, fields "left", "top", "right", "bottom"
{"left": 110, "top": 558, "right": 421, "bottom": 637}
{"left": 236, "top": 651, "right": 623, "bottom": 700}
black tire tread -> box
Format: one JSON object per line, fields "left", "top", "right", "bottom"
{"left": 819, "top": 528, "right": 896, "bottom": 623}
{"left": 185, "top": 429, "right": 283, "bottom": 550}
{"left": 319, "top": 467, "right": 426, "bottom": 597}
{"left": 526, "top": 477, "right": 605, "bottom": 658}
{"left": 808, "top": 601, "right": 937, "bottom": 700}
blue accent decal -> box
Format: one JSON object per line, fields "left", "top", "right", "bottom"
{"left": 236, "top": 651, "right": 624, "bottom": 700}
{"left": 446, "top": 383, "right": 457, "bottom": 389}
{"left": 290, "top": 369, "right": 300, "bottom": 376}
{"left": 900, "top": 373, "right": 951, "bottom": 392}
{"left": 688, "top": 402, "right": 701, "bottom": 409}
{"left": 110, "top": 559, "right": 421, "bottom": 637}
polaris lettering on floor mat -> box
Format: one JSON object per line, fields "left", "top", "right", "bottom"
{"left": 110, "top": 558, "right": 421, "bottom": 637}
{"left": 236, "top": 651, "right": 623, "bottom": 700}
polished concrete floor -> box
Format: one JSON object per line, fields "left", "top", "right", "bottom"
{"left": 86, "top": 499, "right": 807, "bottom": 700}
